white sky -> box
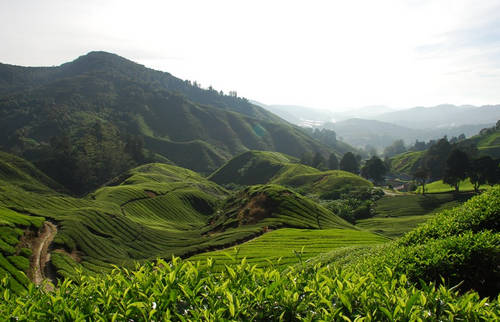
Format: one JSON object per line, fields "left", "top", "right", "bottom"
{"left": 1, "top": 0, "right": 499, "bottom": 111}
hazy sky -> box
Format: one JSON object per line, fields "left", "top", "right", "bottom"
{"left": 1, "top": 0, "right": 499, "bottom": 111}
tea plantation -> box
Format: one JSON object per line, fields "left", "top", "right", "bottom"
{"left": 0, "top": 151, "right": 498, "bottom": 320}
{"left": 0, "top": 187, "right": 499, "bottom": 320}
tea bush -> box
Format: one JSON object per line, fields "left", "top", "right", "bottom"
{"left": 1, "top": 258, "right": 498, "bottom": 321}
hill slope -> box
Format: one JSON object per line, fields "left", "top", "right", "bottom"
{"left": 0, "top": 152, "right": 354, "bottom": 292}
{"left": 0, "top": 52, "right": 337, "bottom": 192}
{"left": 209, "top": 150, "right": 372, "bottom": 196}
{"left": 458, "top": 123, "right": 500, "bottom": 158}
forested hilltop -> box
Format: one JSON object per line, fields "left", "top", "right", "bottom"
{"left": 0, "top": 52, "right": 352, "bottom": 194}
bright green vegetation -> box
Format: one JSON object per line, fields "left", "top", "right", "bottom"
{"left": 1, "top": 187, "right": 499, "bottom": 320}
{"left": 416, "top": 178, "right": 489, "bottom": 193}
{"left": 356, "top": 193, "right": 470, "bottom": 237}
{"left": 460, "top": 125, "right": 500, "bottom": 158}
{"left": 210, "top": 150, "right": 372, "bottom": 197}
{"left": 322, "top": 186, "right": 500, "bottom": 297}
{"left": 273, "top": 169, "right": 372, "bottom": 196}
{"left": 208, "top": 150, "right": 302, "bottom": 185}
{"left": 189, "top": 228, "right": 387, "bottom": 269}
{"left": 209, "top": 184, "right": 354, "bottom": 233}
{"left": 0, "top": 152, "right": 357, "bottom": 294}
{"left": 389, "top": 151, "right": 424, "bottom": 176}
{"left": 0, "top": 207, "right": 44, "bottom": 294}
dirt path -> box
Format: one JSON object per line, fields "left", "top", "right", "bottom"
{"left": 30, "top": 221, "right": 57, "bottom": 289}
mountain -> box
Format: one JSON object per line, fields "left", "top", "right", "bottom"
{"left": 325, "top": 118, "right": 491, "bottom": 150}
{"left": 0, "top": 52, "right": 343, "bottom": 192}
{"left": 373, "top": 104, "right": 500, "bottom": 129}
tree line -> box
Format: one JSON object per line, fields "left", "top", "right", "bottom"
{"left": 413, "top": 138, "right": 499, "bottom": 194}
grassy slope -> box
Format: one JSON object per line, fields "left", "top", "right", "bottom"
{"left": 389, "top": 151, "right": 424, "bottom": 176}
{"left": 460, "top": 126, "right": 500, "bottom": 158}
{"left": 209, "top": 150, "right": 372, "bottom": 196}
{"left": 0, "top": 153, "right": 356, "bottom": 292}
{"left": 356, "top": 193, "right": 470, "bottom": 237}
{"left": 272, "top": 169, "right": 372, "bottom": 195}
{"left": 323, "top": 186, "right": 500, "bottom": 296}
{"left": 416, "top": 178, "right": 490, "bottom": 193}
{"left": 208, "top": 150, "right": 299, "bottom": 185}
{"left": 189, "top": 228, "right": 388, "bottom": 269}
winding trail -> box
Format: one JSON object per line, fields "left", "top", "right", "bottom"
{"left": 30, "top": 221, "right": 57, "bottom": 288}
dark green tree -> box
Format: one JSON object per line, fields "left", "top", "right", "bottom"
{"left": 328, "top": 153, "right": 339, "bottom": 170}
{"left": 443, "top": 149, "right": 469, "bottom": 192}
{"left": 340, "top": 152, "right": 359, "bottom": 174}
{"left": 312, "top": 152, "right": 325, "bottom": 169}
{"left": 469, "top": 157, "right": 499, "bottom": 192}
{"left": 383, "top": 139, "right": 406, "bottom": 158}
{"left": 413, "top": 166, "right": 430, "bottom": 195}
{"left": 361, "top": 156, "right": 387, "bottom": 184}
{"left": 422, "top": 137, "right": 452, "bottom": 180}
{"left": 300, "top": 152, "right": 313, "bottom": 166}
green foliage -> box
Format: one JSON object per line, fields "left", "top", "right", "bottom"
{"left": 443, "top": 149, "right": 470, "bottom": 192}
{"left": 209, "top": 184, "right": 354, "bottom": 234}
{"left": 326, "top": 187, "right": 500, "bottom": 296}
{"left": 356, "top": 193, "right": 469, "bottom": 237}
{"left": 208, "top": 150, "right": 299, "bottom": 185}
{"left": 209, "top": 150, "right": 372, "bottom": 198}
{"left": 328, "top": 153, "right": 339, "bottom": 170}
{"left": 1, "top": 258, "right": 498, "bottom": 320}
{"left": 401, "top": 187, "right": 500, "bottom": 245}
{"left": 416, "top": 178, "right": 489, "bottom": 193}
{"left": 189, "top": 228, "right": 387, "bottom": 269}
{"left": 361, "top": 155, "right": 387, "bottom": 184}
{"left": 389, "top": 151, "right": 424, "bottom": 176}
{"left": 339, "top": 152, "right": 359, "bottom": 174}
{"left": 383, "top": 139, "right": 407, "bottom": 158}
{"left": 459, "top": 124, "right": 500, "bottom": 158}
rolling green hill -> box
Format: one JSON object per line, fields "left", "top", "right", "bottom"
{"left": 209, "top": 150, "right": 372, "bottom": 196}
{"left": 459, "top": 123, "right": 500, "bottom": 158}
{"left": 389, "top": 151, "right": 424, "bottom": 176}
{"left": 415, "top": 178, "right": 490, "bottom": 193}
{"left": 189, "top": 228, "right": 388, "bottom": 269}
{"left": 2, "top": 186, "right": 498, "bottom": 320}
{"left": 208, "top": 150, "right": 301, "bottom": 185}
{"left": 0, "top": 52, "right": 345, "bottom": 193}
{"left": 356, "top": 193, "right": 471, "bottom": 237}
{"left": 0, "top": 152, "right": 355, "bottom": 293}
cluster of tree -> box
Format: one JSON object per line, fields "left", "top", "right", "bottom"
{"left": 383, "top": 134, "right": 468, "bottom": 157}
{"left": 406, "top": 134, "right": 467, "bottom": 153}
{"left": 413, "top": 145, "right": 499, "bottom": 194}
{"left": 300, "top": 151, "right": 339, "bottom": 170}
{"left": 360, "top": 156, "right": 387, "bottom": 184}
{"left": 301, "top": 150, "right": 388, "bottom": 185}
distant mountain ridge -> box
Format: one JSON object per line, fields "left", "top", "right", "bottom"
{"left": 373, "top": 104, "right": 500, "bottom": 129}
{"left": 326, "top": 118, "right": 492, "bottom": 150}
{"left": 257, "top": 102, "right": 499, "bottom": 149}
